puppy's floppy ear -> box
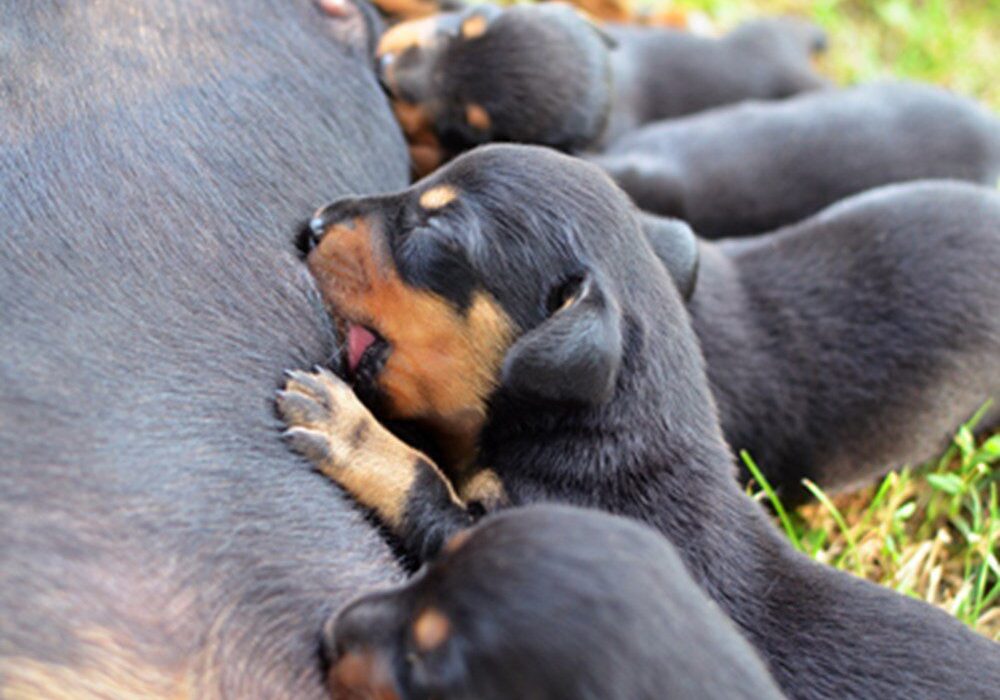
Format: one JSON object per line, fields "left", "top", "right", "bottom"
{"left": 638, "top": 213, "right": 699, "bottom": 301}
{"left": 501, "top": 271, "right": 623, "bottom": 405}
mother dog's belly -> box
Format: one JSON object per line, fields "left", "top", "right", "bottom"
{"left": 0, "top": 1, "right": 408, "bottom": 697}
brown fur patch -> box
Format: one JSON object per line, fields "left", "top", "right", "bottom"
{"left": 441, "top": 528, "right": 473, "bottom": 556}
{"left": 409, "top": 143, "right": 444, "bottom": 179}
{"left": 460, "top": 14, "right": 489, "bottom": 40}
{"left": 392, "top": 100, "right": 445, "bottom": 178}
{"left": 376, "top": 16, "right": 441, "bottom": 59}
{"left": 419, "top": 184, "right": 458, "bottom": 210}
{"left": 307, "top": 220, "right": 515, "bottom": 460}
{"left": 393, "top": 100, "right": 434, "bottom": 138}
{"left": 572, "top": 0, "right": 631, "bottom": 23}
{"left": 412, "top": 608, "right": 451, "bottom": 652}
{"left": 372, "top": 0, "right": 439, "bottom": 20}
{"left": 464, "top": 103, "right": 491, "bottom": 132}
{"left": 458, "top": 468, "right": 507, "bottom": 511}
{"left": 329, "top": 650, "right": 400, "bottom": 700}
{"left": 0, "top": 628, "right": 192, "bottom": 700}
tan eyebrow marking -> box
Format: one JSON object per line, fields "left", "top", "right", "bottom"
{"left": 412, "top": 607, "right": 451, "bottom": 652}
{"left": 461, "top": 14, "right": 488, "bottom": 40}
{"left": 465, "top": 103, "right": 491, "bottom": 131}
{"left": 419, "top": 185, "right": 459, "bottom": 210}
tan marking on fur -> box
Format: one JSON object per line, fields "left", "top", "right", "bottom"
{"left": 1, "top": 628, "right": 192, "bottom": 700}
{"left": 307, "top": 222, "right": 515, "bottom": 459}
{"left": 393, "top": 100, "right": 433, "bottom": 137}
{"left": 571, "top": 0, "right": 631, "bottom": 23}
{"left": 376, "top": 16, "right": 442, "bottom": 59}
{"left": 409, "top": 143, "right": 445, "bottom": 178}
{"left": 412, "top": 608, "right": 451, "bottom": 652}
{"left": 392, "top": 100, "right": 444, "bottom": 176}
{"left": 372, "top": 0, "right": 439, "bottom": 20}
{"left": 458, "top": 468, "right": 507, "bottom": 511}
{"left": 329, "top": 651, "right": 400, "bottom": 700}
{"left": 465, "top": 103, "right": 491, "bottom": 132}
{"left": 441, "top": 528, "right": 473, "bottom": 556}
{"left": 460, "top": 13, "right": 488, "bottom": 40}
{"left": 419, "top": 185, "right": 458, "bottom": 210}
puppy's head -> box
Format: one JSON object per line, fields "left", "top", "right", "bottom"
{"left": 306, "top": 145, "right": 697, "bottom": 452}
{"left": 324, "top": 506, "right": 686, "bottom": 699}
{"left": 376, "top": 3, "right": 615, "bottom": 156}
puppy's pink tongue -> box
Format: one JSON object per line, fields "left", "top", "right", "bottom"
{"left": 347, "top": 324, "right": 377, "bottom": 373}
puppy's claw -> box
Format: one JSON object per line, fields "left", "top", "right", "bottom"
{"left": 284, "top": 370, "right": 332, "bottom": 407}
{"left": 283, "top": 426, "right": 334, "bottom": 466}
{"left": 276, "top": 389, "right": 328, "bottom": 428}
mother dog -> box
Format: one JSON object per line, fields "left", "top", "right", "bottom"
{"left": 0, "top": 1, "right": 408, "bottom": 697}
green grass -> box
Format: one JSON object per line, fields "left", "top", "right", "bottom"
{"left": 662, "top": 0, "right": 1000, "bottom": 110}
{"left": 744, "top": 411, "right": 1000, "bottom": 640}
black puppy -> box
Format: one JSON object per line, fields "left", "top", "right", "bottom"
{"left": 376, "top": 3, "right": 826, "bottom": 162}
{"left": 327, "top": 505, "right": 785, "bottom": 699}
{"left": 641, "top": 179, "right": 1000, "bottom": 499}
{"left": 591, "top": 82, "right": 1000, "bottom": 238}
{"left": 281, "top": 145, "right": 1000, "bottom": 699}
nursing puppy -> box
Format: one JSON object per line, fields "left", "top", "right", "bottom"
{"left": 591, "top": 82, "right": 1000, "bottom": 238}
{"left": 376, "top": 3, "right": 826, "bottom": 170}
{"left": 281, "top": 145, "right": 1000, "bottom": 699}
{"left": 327, "top": 505, "right": 785, "bottom": 699}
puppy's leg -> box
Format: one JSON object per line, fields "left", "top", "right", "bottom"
{"left": 278, "top": 367, "right": 471, "bottom": 560}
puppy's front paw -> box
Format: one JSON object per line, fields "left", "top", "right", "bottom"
{"left": 278, "top": 367, "right": 369, "bottom": 474}
{"left": 278, "top": 366, "right": 454, "bottom": 528}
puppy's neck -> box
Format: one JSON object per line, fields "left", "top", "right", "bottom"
{"left": 481, "top": 313, "right": 734, "bottom": 500}
{"left": 479, "top": 309, "right": 788, "bottom": 620}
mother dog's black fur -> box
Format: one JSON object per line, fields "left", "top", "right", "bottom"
{"left": 293, "top": 145, "right": 1000, "bottom": 699}
{"left": 329, "top": 505, "right": 785, "bottom": 699}
{"left": 592, "top": 82, "right": 1000, "bottom": 238}
{"left": 0, "top": 1, "right": 409, "bottom": 696}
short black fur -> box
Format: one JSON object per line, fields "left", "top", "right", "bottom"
{"left": 329, "top": 505, "right": 786, "bottom": 700}
{"left": 592, "top": 82, "right": 1000, "bottom": 237}
{"left": 1, "top": 1, "right": 408, "bottom": 696}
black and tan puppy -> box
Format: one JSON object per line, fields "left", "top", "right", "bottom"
{"left": 590, "top": 82, "right": 1000, "bottom": 238}
{"left": 376, "top": 2, "right": 826, "bottom": 169}
{"left": 326, "top": 505, "right": 785, "bottom": 699}
{"left": 279, "top": 145, "right": 1000, "bottom": 699}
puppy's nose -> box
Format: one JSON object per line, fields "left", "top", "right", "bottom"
{"left": 377, "top": 53, "right": 395, "bottom": 91}
{"left": 307, "top": 199, "right": 361, "bottom": 252}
